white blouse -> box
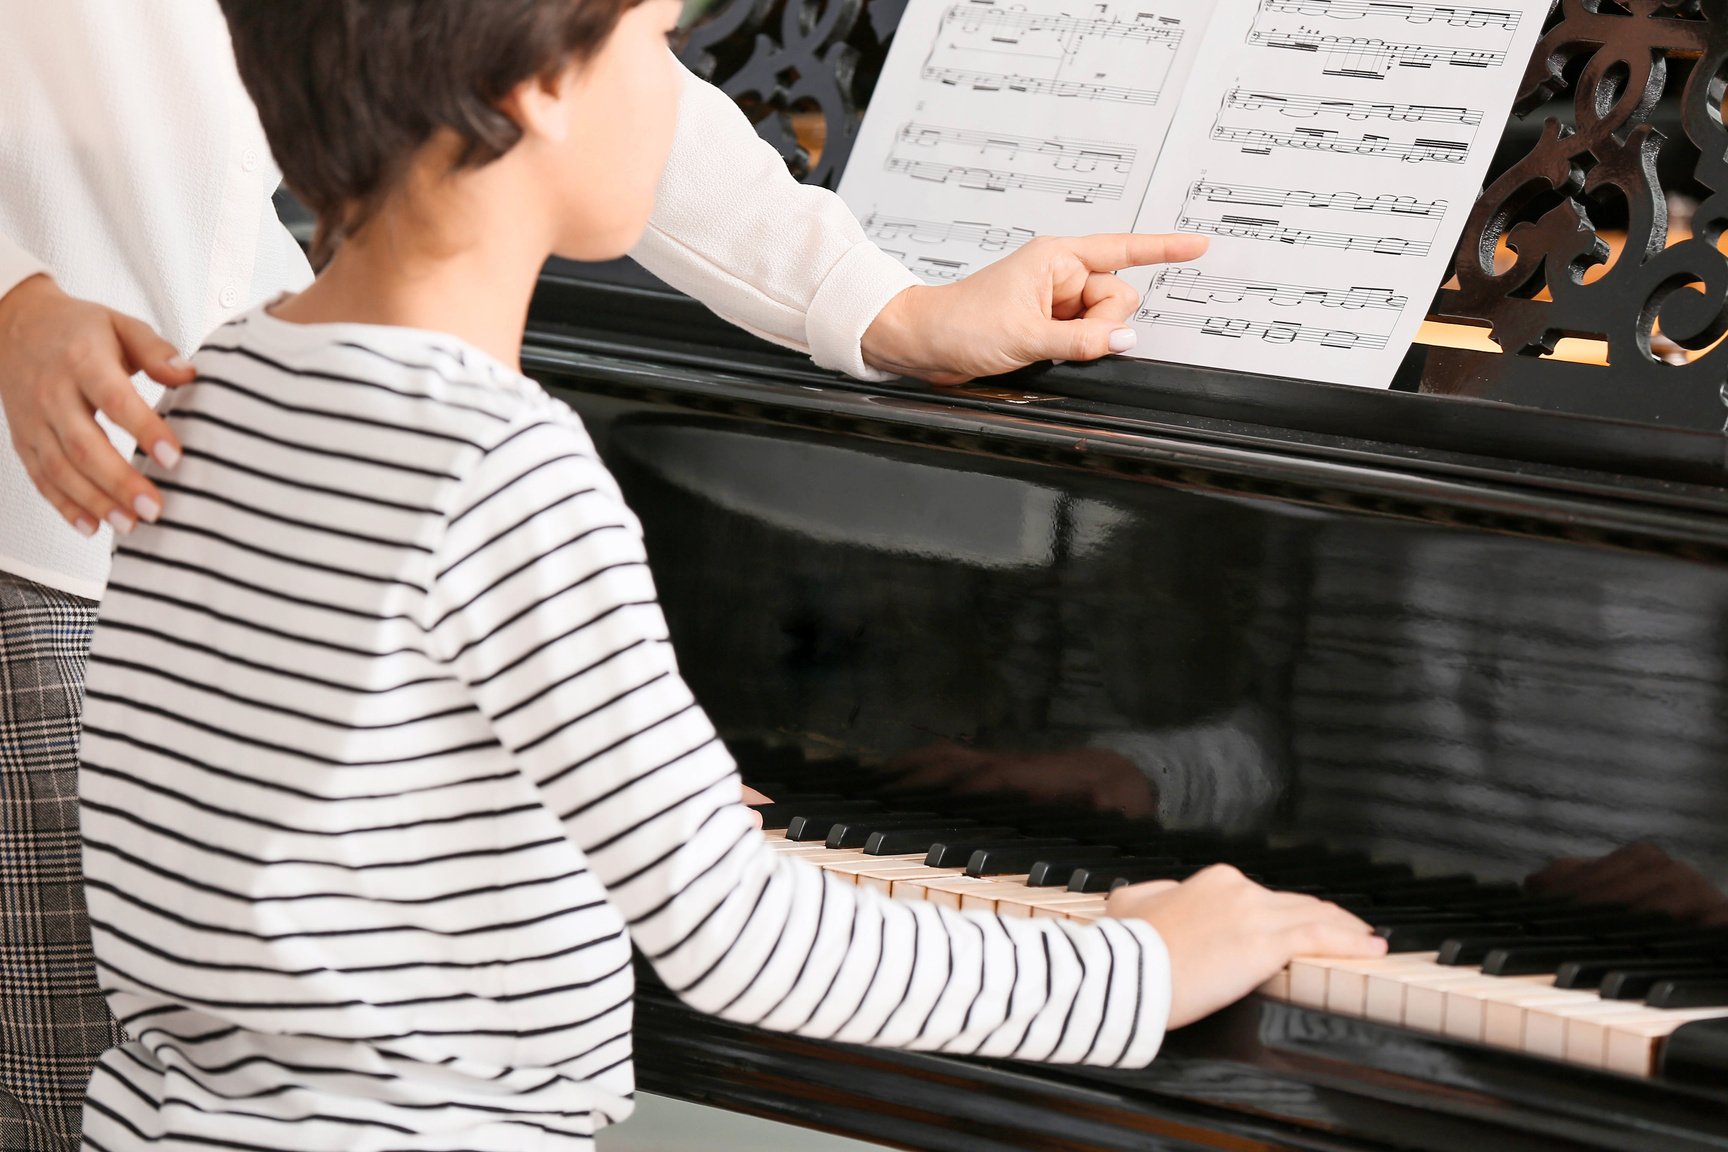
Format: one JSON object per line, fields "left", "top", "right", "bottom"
{"left": 0, "top": 0, "right": 917, "bottom": 601}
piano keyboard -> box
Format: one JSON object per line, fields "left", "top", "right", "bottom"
{"left": 749, "top": 788, "right": 1728, "bottom": 1085}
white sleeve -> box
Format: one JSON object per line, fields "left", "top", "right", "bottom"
{"left": 0, "top": 231, "right": 47, "bottom": 302}
{"left": 423, "top": 411, "right": 1174, "bottom": 1069}
{"left": 629, "top": 62, "right": 920, "bottom": 382}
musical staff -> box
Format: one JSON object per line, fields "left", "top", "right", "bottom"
{"left": 887, "top": 156, "right": 1125, "bottom": 202}
{"left": 1223, "top": 87, "right": 1482, "bottom": 126}
{"left": 1190, "top": 180, "right": 1447, "bottom": 218}
{"left": 922, "top": 64, "right": 1165, "bottom": 105}
{"left": 940, "top": 2, "right": 1187, "bottom": 48}
{"left": 863, "top": 214, "right": 1037, "bottom": 253}
{"left": 1155, "top": 267, "right": 1408, "bottom": 312}
{"left": 1214, "top": 122, "right": 1468, "bottom": 163}
{"left": 1179, "top": 213, "right": 1432, "bottom": 256}
{"left": 1259, "top": 0, "right": 1520, "bottom": 30}
{"left": 898, "top": 124, "right": 1138, "bottom": 172}
{"left": 1249, "top": 30, "right": 1506, "bottom": 78}
{"left": 1137, "top": 308, "right": 1391, "bottom": 349}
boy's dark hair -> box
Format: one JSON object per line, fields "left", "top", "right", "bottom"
{"left": 220, "top": 0, "right": 643, "bottom": 266}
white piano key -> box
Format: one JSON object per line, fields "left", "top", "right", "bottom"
{"left": 1365, "top": 966, "right": 1481, "bottom": 1026}
{"left": 1326, "top": 954, "right": 1442, "bottom": 1016}
{"left": 1524, "top": 1000, "right": 1652, "bottom": 1063}
{"left": 1603, "top": 1007, "right": 1728, "bottom": 1078}
{"left": 1481, "top": 985, "right": 1600, "bottom": 1052}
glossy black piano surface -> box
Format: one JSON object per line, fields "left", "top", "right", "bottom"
{"left": 512, "top": 4, "right": 1728, "bottom": 1147}
{"left": 518, "top": 265, "right": 1728, "bottom": 1149}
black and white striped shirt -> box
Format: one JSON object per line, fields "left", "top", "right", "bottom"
{"left": 78, "top": 308, "right": 1170, "bottom": 1151}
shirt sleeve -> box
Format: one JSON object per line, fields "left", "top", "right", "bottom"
{"left": 0, "top": 231, "right": 47, "bottom": 302}
{"left": 629, "top": 61, "right": 920, "bottom": 383}
{"left": 421, "top": 408, "right": 1172, "bottom": 1068}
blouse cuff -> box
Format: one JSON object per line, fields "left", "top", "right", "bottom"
{"left": 0, "top": 235, "right": 48, "bottom": 303}
{"left": 806, "top": 240, "right": 921, "bottom": 383}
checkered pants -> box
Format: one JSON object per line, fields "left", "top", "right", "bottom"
{"left": 0, "top": 572, "right": 120, "bottom": 1152}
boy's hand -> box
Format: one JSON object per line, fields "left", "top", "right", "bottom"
{"left": 1107, "top": 864, "right": 1387, "bottom": 1030}
{"left": 859, "top": 233, "right": 1208, "bottom": 384}
{"left": 0, "top": 274, "right": 194, "bottom": 537}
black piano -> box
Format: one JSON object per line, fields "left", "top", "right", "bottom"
{"left": 513, "top": 1, "right": 1728, "bottom": 1147}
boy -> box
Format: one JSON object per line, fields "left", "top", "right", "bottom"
{"left": 76, "top": 1, "right": 1384, "bottom": 1147}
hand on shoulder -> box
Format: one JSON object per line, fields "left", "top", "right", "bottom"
{"left": 0, "top": 274, "right": 195, "bottom": 537}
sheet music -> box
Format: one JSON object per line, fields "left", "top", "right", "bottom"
{"left": 839, "top": 0, "right": 1551, "bottom": 389}
{"left": 837, "top": 0, "right": 1216, "bottom": 286}
{"left": 1121, "top": 0, "right": 1550, "bottom": 386}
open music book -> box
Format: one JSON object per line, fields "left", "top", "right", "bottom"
{"left": 836, "top": 0, "right": 1552, "bottom": 390}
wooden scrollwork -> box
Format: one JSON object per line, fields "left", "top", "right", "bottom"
{"left": 1434, "top": 0, "right": 1728, "bottom": 426}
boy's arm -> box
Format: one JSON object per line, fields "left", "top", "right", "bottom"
{"left": 423, "top": 411, "right": 1174, "bottom": 1067}
{"left": 629, "top": 63, "right": 918, "bottom": 382}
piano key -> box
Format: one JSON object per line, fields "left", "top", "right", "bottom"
{"left": 1482, "top": 943, "right": 1658, "bottom": 977}
{"left": 959, "top": 879, "right": 1033, "bottom": 913}
{"left": 1257, "top": 970, "right": 1291, "bottom": 1000}
{"left": 857, "top": 867, "right": 964, "bottom": 897}
{"left": 1440, "top": 975, "right": 1557, "bottom": 1042}
{"left": 1365, "top": 966, "right": 1486, "bottom": 1026}
{"left": 1069, "top": 862, "right": 1201, "bottom": 892}
{"left": 1607, "top": 1009, "right": 1728, "bottom": 1078}
{"left": 954, "top": 841, "right": 1094, "bottom": 874}
{"left": 1283, "top": 953, "right": 1434, "bottom": 1011}
{"left": 1598, "top": 965, "right": 1728, "bottom": 1000}
{"left": 1645, "top": 977, "right": 1728, "bottom": 1010}
{"left": 1481, "top": 983, "right": 1600, "bottom": 1051}
{"left": 864, "top": 825, "right": 1015, "bottom": 856}
{"left": 1377, "top": 921, "right": 1523, "bottom": 953}
{"left": 1438, "top": 934, "right": 1590, "bottom": 967}
{"left": 1523, "top": 1000, "right": 1655, "bottom": 1063}
{"left": 1025, "top": 853, "right": 1138, "bottom": 886}
{"left": 825, "top": 816, "right": 976, "bottom": 850}
{"left": 1325, "top": 954, "right": 1444, "bottom": 1015}
{"left": 1654, "top": 1014, "right": 1728, "bottom": 1084}
{"left": 784, "top": 808, "right": 895, "bottom": 841}
{"left": 988, "top": 888, "right": 1112, "bottom": 918}
{"left": 814, "top": 854, "right": 932, "bottom": 883}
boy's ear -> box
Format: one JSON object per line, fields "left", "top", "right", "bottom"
{"left": 500, "top": 68, "right": 575, "bottom": 145}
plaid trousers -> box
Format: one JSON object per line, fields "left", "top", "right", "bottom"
{"left": 0, "top": 572, "right": 121, "bottom": 1152}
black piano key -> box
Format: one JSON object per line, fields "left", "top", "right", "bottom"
{"left": 1660, "top": 1017, "right": 1728, "bottom": 1087}
{"left": 784, "top": 807, "right": 891, "bottom": 841}
{"left": 1071, "top": 863, "right": 1201, "bottom": 893}
{"left": 825, "top": 815, "right": 977, "bottom": 850}
{"left": 1556, "top": 955, "right": 1721, "bottom": 991}
{"left": 1646, "top": 978, "right": 1728, "bottom": 1010}
{"left": 1600, "top": 965, "right": 1728, "bottom": 1001}
{"left": 1026, "top": 853, "right": 1140, "bottom": 887}
{"left": 1441, "top": 934, "right": 1590, "bottom": 967}
{"left": 1482, "top": 943, "right": 1658, "bottom": 977}
{"left": 1377, "top": 921, "right": 1523, "bottom": 954}
{"left": 863, "top": 826, "right": 1015, "bottom": 856}
{"left": 951, "top": 840, "right": 1088, "bottom": 873}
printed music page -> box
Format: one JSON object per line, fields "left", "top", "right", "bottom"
{"left": 839, "top": 0, "right": 1553, "bottom": 390}
{"left": 836, "top": 0, "right": 1217, "bottom": 285}
{"left": 1121, "top": 0, "right": 1552, "bottom": 388}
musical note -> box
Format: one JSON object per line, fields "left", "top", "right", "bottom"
{"left": 941, "top": 2, "right": 1188, "bottom": 48}
{"left": 1189, "top": 180, "right": 1447, "bottom": 218}
{"left": 863, "top": 214, "right": 1038, "bottom": 253}
{"left": 1223, "top": 87, "right": 1483, "bottom": 126}
{"left": 898, "top": 124, "right": 1138, "bottom": 173}
{"left": 922, "top": 64, "right": 1165, "bottom": 105}
{"left": 1259, "top": 0, "right": 1520, "bottom": 30}
{"left": 1154, "top": 267, "right": 1408, "bottom": 311}
{"left": 1137, "top": 308, "right": 1390, "bottom": 349}
{"left": 887, "top": 156, "right": 1125, "bottom": 202}
{"left": 1213, "top": 122, "right": 1469, "bottom": 163}
{"left": 1179, "top": 213, "right": 1432, "bottom": 256}
{"left": 1248, "top": 30, "right": 1506, "bottom": 79}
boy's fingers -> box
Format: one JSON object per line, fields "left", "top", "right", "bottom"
{"left": 1060, "top": 232, "right": 1210, "bottom": 274}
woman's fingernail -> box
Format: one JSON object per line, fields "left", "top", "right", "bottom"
{"left": 107, "top": 511, "right": 135, "bottom": 535}
{"left": 152, "top": 441, "right": 181, "bottom": 470}
{"left": 1108, "top": 328, "right": 1138, "bottom": 354}
{"left": 74, "top": 517, "right": 98, "bottom": 539}
{"left": 134, "top": 495, "right": 162, "bottom": 523}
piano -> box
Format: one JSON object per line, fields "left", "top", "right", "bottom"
{"left": 510, "top": 0, "right": 1728, "bottom": 1147}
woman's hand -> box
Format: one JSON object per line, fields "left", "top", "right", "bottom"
{"left": 0, "top": 274, "right": 194, "bottom": 537}
{"left": 1107, "top": 864, "right": 1386, "bottom": 1030}
{"left": 859, "top": 233, "right": 1207, "bottom": 384}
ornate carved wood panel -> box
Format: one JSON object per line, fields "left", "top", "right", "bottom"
{"left": 683, "top": 0, "right": 1728, "bottom": 429}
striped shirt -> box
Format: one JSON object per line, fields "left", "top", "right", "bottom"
{"left": 78, "top": 307, "right": 1171, "bottom": 1152}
